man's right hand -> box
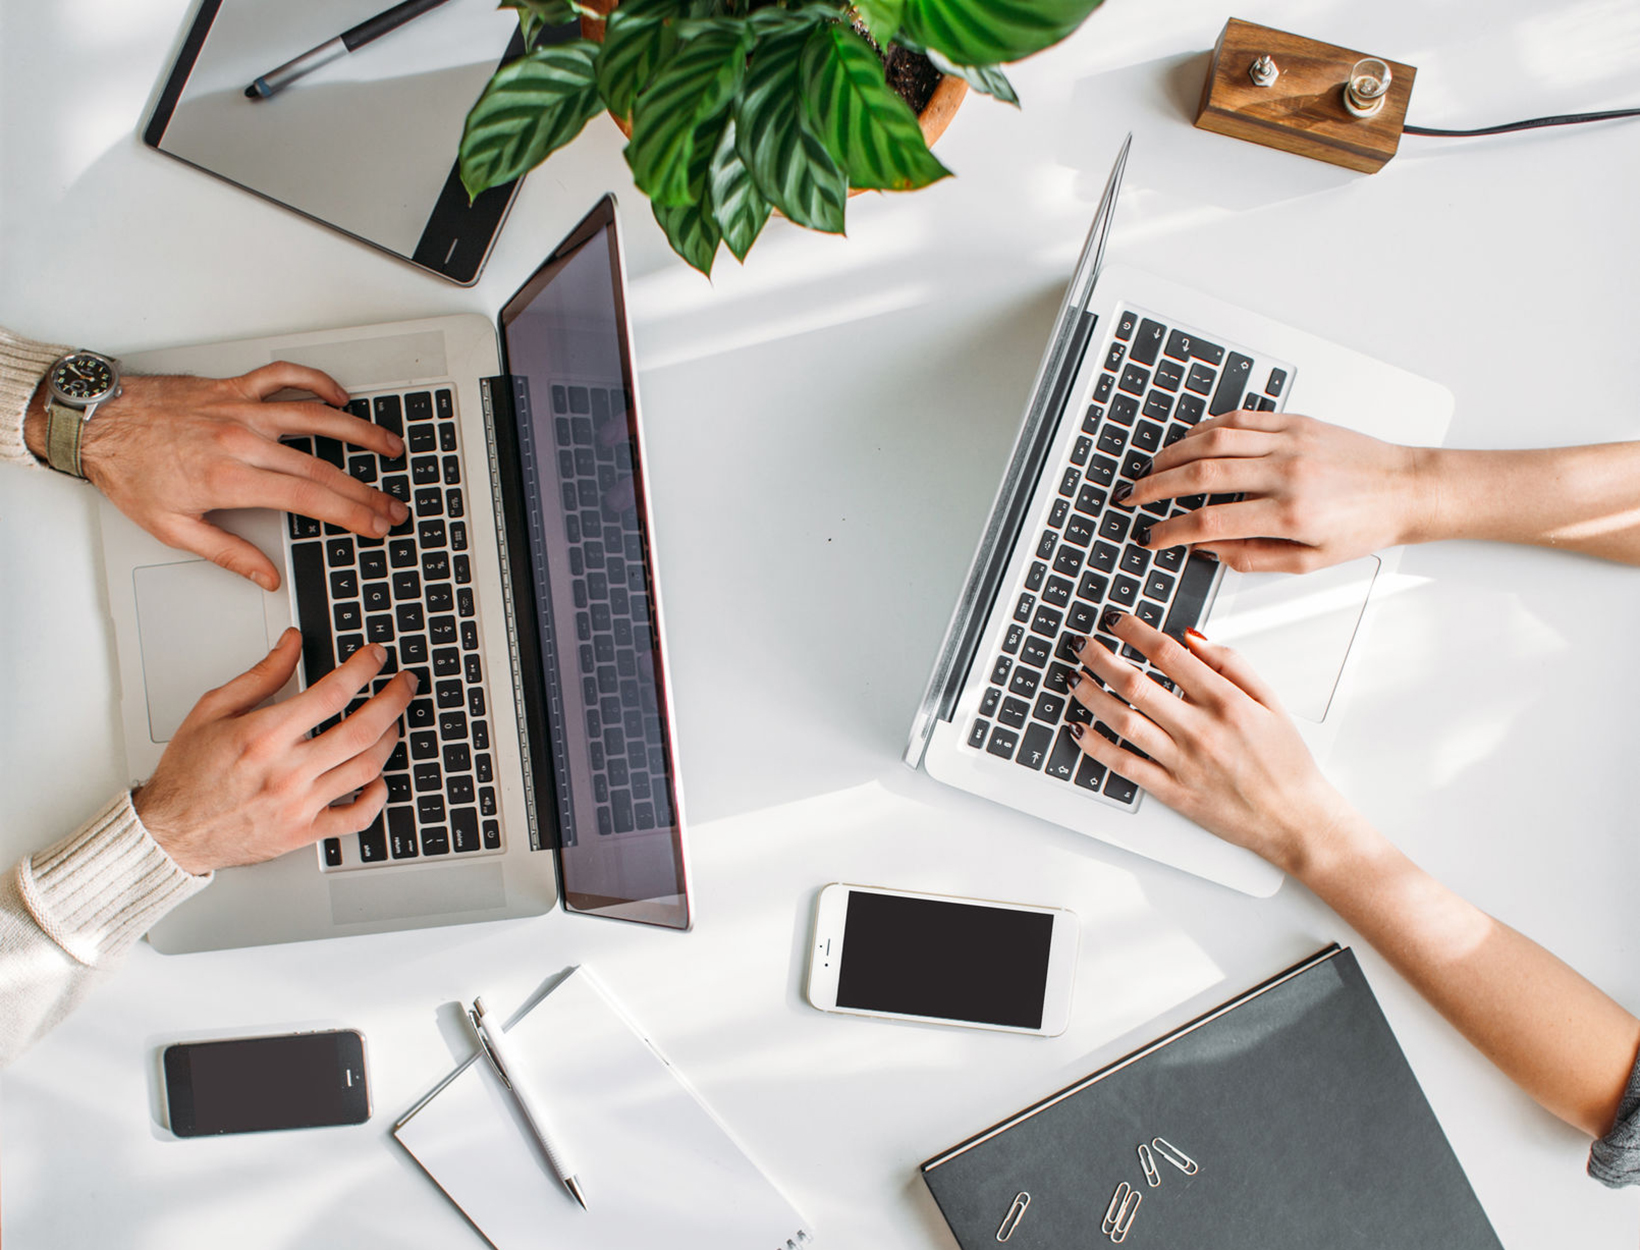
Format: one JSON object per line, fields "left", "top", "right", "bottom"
{"left": 132, "top": 630, "right": 416, "bottom": 876}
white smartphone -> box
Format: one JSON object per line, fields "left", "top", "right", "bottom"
{"left": 805, "top": 883, "right": 1078, "bottom": 1036}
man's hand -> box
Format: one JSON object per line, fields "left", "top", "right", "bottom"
{"left": 1128, "top": 411, "right": 1434, "bottom": 574}
{"left": 26, "top": 362, "right": 407, "bottom": 591}
{"left": 132, "top": 630, "right": 417, "bottom": 875}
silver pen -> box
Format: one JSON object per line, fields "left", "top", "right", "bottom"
{"left": 467, "top": 996, "right": 588, "bottom": 1210}
{"left": 244, "top": 0, "right": 452, "bottom": 101}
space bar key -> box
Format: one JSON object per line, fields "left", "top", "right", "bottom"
{"left": 288, "top": 540, "right": 334, "bottom": 687}
{"left": 1161, "top": 554, "right": 1219, "bottom": 642}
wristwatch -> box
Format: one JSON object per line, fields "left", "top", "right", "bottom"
{"left": 42, "top": 349, "right": 122, "bottom": 478}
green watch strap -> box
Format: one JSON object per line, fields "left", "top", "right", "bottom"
{"left": 44, "top": 400, "right": 87, "bottom": 479}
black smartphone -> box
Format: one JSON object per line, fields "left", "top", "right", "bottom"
{"left": 163, "top": 1029, "right": 371, "bottom": 1137}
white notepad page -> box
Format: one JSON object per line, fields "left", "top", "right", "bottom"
{"left": 394, "top": 967, "right": 815, "bottom": 1249}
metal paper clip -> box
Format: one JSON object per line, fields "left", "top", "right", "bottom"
{"left": 1101, "top": 1184, "right": 1140, "bottom": 1244}
{"left": 995, "top": 1191, "right": 1030, "bottom": 1242}
{"left": 1151, "top": 1136, "right": 1199, "bottom": 1176}
{"left": 1137, "top": 1142, "right": 1160, "bottom": 1187}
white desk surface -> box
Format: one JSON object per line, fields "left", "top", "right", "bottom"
{"left": 4, "top": 0, "right": 1639, "bottom": 1244}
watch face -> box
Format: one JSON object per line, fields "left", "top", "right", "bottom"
{"left": 51, "top": 354, "right": 116, "bottom": 402}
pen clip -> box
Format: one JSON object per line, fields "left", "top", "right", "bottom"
{"left": 468, "top": 1004, "right": 513, "bottom": 1091}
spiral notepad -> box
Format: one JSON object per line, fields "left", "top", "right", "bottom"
{"left": 395, "top": 967, "right": 814, "bottom": 1249}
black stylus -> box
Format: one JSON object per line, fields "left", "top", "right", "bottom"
{"left": 244, "top": 0, "right": 453, "bottom": 101}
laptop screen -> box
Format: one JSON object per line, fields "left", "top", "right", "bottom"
{"left": 496, "top": 197, "right": 690, "bottom": 929}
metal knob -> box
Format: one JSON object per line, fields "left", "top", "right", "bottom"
{"left": 1249, "top": 54, "right": 1279, "bottom": 87}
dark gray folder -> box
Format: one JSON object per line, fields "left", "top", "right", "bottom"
{"left": 921, "top": 946, "right": 1501, "bottom": 1248}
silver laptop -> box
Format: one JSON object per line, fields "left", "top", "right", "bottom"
{"left": 905, "top": 138, "right": 1453, "bottom": 896}
{"left": 101, "top": 197, "right": 693, "bottom": 951}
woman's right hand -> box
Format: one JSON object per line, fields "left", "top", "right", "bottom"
{"left": 133, "top": 630, "right": 417, "bottom": 875}
{"left": 1062, "top": 611, "right": 1358, "bottom": 875}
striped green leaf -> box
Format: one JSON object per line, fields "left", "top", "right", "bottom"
{"left": 626, "top": 24, "right": 753, "bottom": 207}
{"left": 801, "top": 23, "right": 949, "bottom": 192}
{"left": 926, "top": 47, "right": 1018, "bottom": 105}
{"left": 596, "top": 6, "right": 679, "bottom": 120}
{"left": 459, "top": 41, "right": 602, "bottom": 199}
{"left": 900, "top": 0, "right": 1105, "bottom": 67}
{"left": 708, "top": 118, "right": 770, "bottom": 262}
{"left": 499, "top": 0, "right": 580, "bottom": 48}
{"left": 653, "top": 199, "right": 721, "bottom": 275}
{"left": 852, "top": 0, "right": 904, "bottom": 44}
{"left": 735, "top": 30, "right": 847, "bottom": 233}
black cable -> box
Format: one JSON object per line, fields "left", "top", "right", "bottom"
{"left": 1403, "top": 106, "right": 1640, "bottom": 137}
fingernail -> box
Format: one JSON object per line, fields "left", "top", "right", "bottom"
{"left": 1112, "top": 484, "right": 1132, "bottom": 504}
{"left": 372, "top": 514, "right": 392, "bottom": 536}
{"left": 1137, "top": 457, "right": 1152, "bottom": 476}
{"left": 406, "top": 670, "right": 421, "bottom": 693}
{"left": 370, "top": 644, "right": 387, "bottom": 663}
{"left": 1185, "top": 627, "right": 1208, "bottom": 643}
{"left": 391, "top": 500, "right": 409, "bottom": 523}
{"left": 389, "top": 435, "right": 405, "bottom": 455}
{"left": 1101, "top": 608, "right": 1125, "bottom": 633}
{"left": 1134, "top": 524, "right": 1152, "bottom": 546}
{"left": 1069, "top": 722, "right": 1085, "bottom": 741}
{"left": 1069, "top": 634, "right": 1085, "bottom": 654}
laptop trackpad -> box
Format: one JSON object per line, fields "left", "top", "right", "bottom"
{"left": 134, "top": 561, "right": 270, "bottom": 743}
{"left": 1203, "top": 556, "right": 1379, "bottom": 723}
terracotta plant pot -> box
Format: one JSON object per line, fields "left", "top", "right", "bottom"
{"left": 578, "top": 3, "right": 968, "bottom": 166}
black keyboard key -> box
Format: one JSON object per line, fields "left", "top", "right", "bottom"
{"left": 998, "top": 697, "right": 1028, "bottom": 729}
{"left": 392, "top": 570, "right": 421, "bottom": 601}
{"left": 1104, "top": 341, "right": 1126, "bottom": 370}
{"left": 389, "top": 539, "right": 417, "bottom": 569}
{"left": 436, "top": 679, "right": 464, "bottom": 709}
{"left": 1070, "top": 436, "right": 1092, "bottom": 466}
{"left": 991, "top": 655, "right": 1013, "bottom": 685}
{"left": 1041, "top": 576, "right": 1073, "bottom": 609}
{"left": 1243, "top": 392, "right": 1261, "bottom": 411}
{"left": 1093, "top": 373, "right": 1115, "bottom": 403}
{"left": 1025, "top": 562, "right": 1047, "bottom": 593}
{"left": 429, "top": 615, "right": 457, "bottom": 645}
{"left": 444, "top": 806, "right": 477, "bottom": 852}
{"left": 1045, "top": 662, "right": 1076, "bottom": 694}
{"left": 290, "top": 542, "right": 334, "bottom": 685}
{"left": 1130, "top": 318, "right": 1166, "bottom": 365}
{"left": 414, "top": 487, "right": 443, "bottom": 516}
{"left": 325, "top": 537, "right": 354, "bottom": 568}
{"left": 1110, "top": 575, "right": 1139, "bottom": 607}
{"left": 439, "top": 422, "right": 458, "bottom": 452}
{"left": 1120, "top": 545, "right": 1151, "bottom": 575}
{"left": 1002, "top": 624, "right": 1023, "bottom": 655}
{"left": 1009, "top": 666, "right": 1041, "bottom": 699}
{"left": 1143, "top": 391, "right": 1173, "bottom": 422}
{"left": 1085, "top": 455, "right": 1117, "bottom": 487}
{"left": 1032, "top": 691, "right": 1065, "bottom": 723}
{"left": 1074, "top": 484, "right": 1107, "bottom": 517}
{"left": 1021, "top": 635, "right": 1052, "bottom": 668}
{"left": 1164, "top": 423, "right": 1189, "bottom": 448}
{"left": 1077, "top": 570, "right": 1110, "bottom": 601}
{"left": 358, "top": 815, "right": 388, "bottom": 863}
{"left": 986, "top": 725, "right": 1018, "bottom": 759}
{"left": 322, "top": 837, "right": 343, "bottom": 867}
{"left": 387, "top": 807, "right": 418, "bottom": 858}
{"left": 1066, "top": 599, "right": 1099, "bottom": 634}
{"left": 1029, "top": 605, "right": 1062, "bottom": 638}
{"left": 1154, "top": 544, "right": 1185, "bottom": 572}
{"left": 454, "top": 555, "right": 471, "bottom": 585}
{"left": 1185, "top": 363, "right": 1216, "bottom": 395}
{"left": 1089, "top": 541, "right": 1119, "bottom": 573}
{"left": 417, "top": 793, "right": 447, "bottom": 824}
{"left": 1052, "top": 545, "right": 1084, "bottom": 578}
{"left": 289, "top": 513, "right": 321, "bottom": 540}
{"left": 1176, "top": 394, "right": 1206, "bottom": 425}
{"left": 436, "top": 390, "right": 454, "bottom": 420}
{"left": 1136, "top": 599, "right": 1164, "bottom": 629}
{"left": 1266, "top": 367, "right": 1287, "bottom": 396}
{"left": 980, "top": 687, "right": 1001, "bottom": 717}
{"left": 1063, "top": 514, "right": 1096, "bottom": 547}
{"left": 1035, "top": 530, "right": 1057, "bottom": 560}
{"left": 413, "top": 761, "right": 442, "bottom": 792}
{"left": 1209, "top": 352, "right": 1254, "bottom": 415}
{"left": 1058, "top": 467, "right": 1081, "bottom": 497}
{"left": 1015, "top": 723, "right": 1053, "bottom": 771}
{"left": 1099, "top": 512, "right": 1130, "bottom": 543}
{"left": 443, "top": 455, "right": 461, "bottom": 486}
{"left": 1012, "top": 594, "right": 1035, "bottom": 624}
{"left": 1104, "top": 772, "right": 1139, "bottom": 804}
{"left": 472, "top": 719, "right": 489, "bottom": 750}
{"left": 409, "top": 424, "right": 438, "bottom": 454}
{"left": 1118, "top": 363, "right": 1149, "bottom": 396}
{"left": 1121, "top": 450, "right": 1151, "bottom": 481}
{"left": 412, "top": 455, "right": 441, "bottom": 485}
{"left": 439, "top": 710, "right": 467, "bottom": 740}
{"left": 482, "top": 819, "right": 501, "bottom": 849}
{"left": 404, "top": 392, "right": 433, "bottom": 423}
{"left": 457, "top": 588, "right": 475, "bottom": 618}
{"left": 1096, "top": 426, "right": 1126, "bottom": 457}
{"left": 1154, "top": 360, "right": 1183, "bottom": 391}
{"left": 1162, "top": 553, "right": 1218, "bottom": 640}
{"left": 1144, "top": 571, "right": 1176, "bottom": 600}
{"left": 420, "top": 826, "right": 451, "bottom": 856}
{"left": 1131, "top": 420, "right": 1163, "bottom": 453}
{"left": 1083, "top": 405, "right": 1104, "bottom": 434}
{"left": 313, "top": 435, "right": 345, "bottom": 470}
{"left": 1048, "top": 498, "right": 1070, "bottom": 529}
{"left": 1257, "top": 396, "right": 1277, "bottom": 412}
{"left": 422, "top": 551, "right": 450, "bottom": 581}
{"left": 1115, "top": 309, "right": 1137, "bottom": 341}
{"left": 468, "top": 688, "right": 486, "bottom": 718}
{"left": 1074, "top": 753, "right": 1107, "bottom": 791}
{"left": 1108, "top": 394, "right": 1139, "bottom": 427}
{"left": 1046, "top": 726, "right": 1082, "bottom": 781}
{"left": 969, "top": 718, "right": 991, "bottom": 748}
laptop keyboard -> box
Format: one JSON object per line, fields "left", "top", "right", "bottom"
{"left": 965, "top": 306, "right": 1291, "bottom": 811}
{"left": 284, "top": 387, "right": 505, "bottom": 870}
{"left": 550, "top": 381, "right": 674, "bottom": 842}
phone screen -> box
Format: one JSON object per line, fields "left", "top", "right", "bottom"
{"left": 164, "top": 1030, "right": 370, "bottom": 1137}
{"left": 837, "top": 890, "right": 1055, "bottom": 1028}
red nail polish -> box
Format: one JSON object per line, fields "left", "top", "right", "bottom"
{"left": 1185, "top": 627, "right": 1208, "bottom": 643}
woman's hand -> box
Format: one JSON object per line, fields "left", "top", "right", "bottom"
{"left": 1127, "top": 411, "right": 1435, "bottom": 574}
{"left": 31, "top": 362, "right": 407, "bottom": 591}
{"left": 132, "top": 630, "right": 417, "bottom": 875}
{"left": 1063, "top": 611, "right": 1355, "bottom": 874}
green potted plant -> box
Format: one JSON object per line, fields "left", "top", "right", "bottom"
{"left": 459, "top": 0, "right": 1106, "bottom": 275}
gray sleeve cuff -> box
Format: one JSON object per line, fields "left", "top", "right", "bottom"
{"left": 1588, "top": 1048, "right": 1640, "bottom": 1187}
{"left": 17, "top": 792, "right": 212, "bottom": 967}
{"left": 0, "top": 328, "right": 71, "bottom": 471}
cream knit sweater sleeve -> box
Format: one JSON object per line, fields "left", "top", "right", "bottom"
{"left": 1, "top": 328, "right": 213, "bottom": 1067}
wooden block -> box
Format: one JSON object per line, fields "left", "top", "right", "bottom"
{"left": 1194, "top": 18, "right": 1416, "bottom": 174}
